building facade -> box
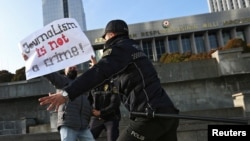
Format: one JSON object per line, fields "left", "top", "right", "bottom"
{"left": 42, "top": 0, "right": 86, "bottom": 31}
{"left": 85, "top": 8, "right": 250, "bottom": 62}
{"left": 42, "top": 0, "right": 88, "bottom": 70}
{"left": 207, "top": 0, "right": 250, "bottom": 12}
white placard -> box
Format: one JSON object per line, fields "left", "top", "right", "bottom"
{"left": 19, "top": 18, "right": 95, "bottom": 80}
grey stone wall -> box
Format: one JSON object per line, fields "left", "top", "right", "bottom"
{"left": 0, "top": 78, "right": 55, "bottom": 135}
{"left": 0, "top": 48, "right": 249, "bottom": 141}
{"left": 0, "top": 78, "right": 55, "bottom": 100}
{"left": 162, "top": 75, "right": 250, "bottom": 111}
{"left": 0, "top": 120, "right": 21, "bottom": 135}
{"left": 154, "top": 48, "right": 250, "bottom": 112}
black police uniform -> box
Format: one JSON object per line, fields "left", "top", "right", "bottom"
{"left": 64, "top": 20, "right": 179, "bottom": 141}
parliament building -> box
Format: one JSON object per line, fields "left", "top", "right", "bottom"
{"left": 84, "top": 8, "right": 250, "bottom": 63}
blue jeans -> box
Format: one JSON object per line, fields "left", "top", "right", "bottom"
{"left": 60, "top": 126, "right": 95, "bottom": 141}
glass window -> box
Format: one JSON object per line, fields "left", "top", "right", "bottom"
{"left": 230, "top": 0, "right": 234, "bottom": 9}
{"left": 195, "top": 34, "right": 206, "bottom": 53}
{"left": 222, "top": 30, "right": 231, "bottom": 45}
{"left": 181, "top": 35, "right": 192, "bottom": 53}
{"left": 169, "top": 36, "right": 179, "bottom": 53}
{"left": 208, "top": 32, "right": 219, "bottom": 49}
{"left": 142, "top": 40, "right": 153, "bottom": 60}
{"left": 63, "top": 0, "right": 69, "bottom": 17}
{"left": 155, "top": 39, "right": 166, "bottom": 59}
{"left": 236, "top": 28, "right": 246, "bottom": 40}
{"left": 242, "top": 0, "right": 246, "bottom": 8}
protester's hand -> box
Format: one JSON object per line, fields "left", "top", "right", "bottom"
{"left": 22, "top": 54, "right": 28, "bottom": 61}
{"left": 89, "top": 55, "right": 97, "bottom": 68}
{"left": 92, "top": 109, "right": 101, "bottom": 117}
{"left": 38, "top": 92, "right": 66, "bottom": 111}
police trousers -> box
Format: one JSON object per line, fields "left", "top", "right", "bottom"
{"left": 117, "top": 117, "right": 179, "bottom": 141}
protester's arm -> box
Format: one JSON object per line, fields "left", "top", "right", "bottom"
{"left": 44, "top": 72, "right": 69, "bottom": 89}
{"left": 38, "top": 65, "right": 109, "bottom": 111}
{"left": 64, "top": 48, "right": 130, "bottom": 101}
{"left": 39, "top": 47, "right": 130, "bottom": 111}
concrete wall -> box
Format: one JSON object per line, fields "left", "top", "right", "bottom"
{"left": 0, "top": 48, "right": 250, "bottom": 140}
{"left": 0, "top": 78, "right": 56, "bottom": 135}
{"left": 155, "top": 48, "right": 250, "bottom": 111}
{"left": 0, "top": 78, "right": 55, "bottom": 100}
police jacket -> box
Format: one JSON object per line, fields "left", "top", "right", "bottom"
{"left": 45, "top": 72, "right": 92, "bottom": 130}
{"left": 65, "top": 35, "right": 179, "bottom": 117}
{"left": 88, "top": 80, "right": 121, "bottom": 121}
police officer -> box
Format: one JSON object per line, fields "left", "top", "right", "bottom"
{"left": 39, "top": 19, "right": 179, "bottom": 141}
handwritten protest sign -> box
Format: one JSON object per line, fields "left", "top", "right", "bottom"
{"left": 18, "top": 18, "right": 95, "bottom": 80}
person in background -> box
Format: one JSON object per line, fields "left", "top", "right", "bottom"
{"left": 39, "top": 19, "right": 179, "bottom": 141}
{"left": 44, "top": 66, "right": 95, "bottom": 141}
{"left": 88, "top": 57, "right": 121, "bottom": 141}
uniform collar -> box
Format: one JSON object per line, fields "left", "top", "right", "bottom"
{"left": 104, "top": 35, "right": 129, "bottom": 49}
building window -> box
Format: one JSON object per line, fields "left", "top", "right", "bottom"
{"left": 142, "top": 40, "right": 153, "bottom": 60}
{"left": 63, "top": 0, "right": 69, "bottom": 18}
{"left": 208, "top": 32, "right": 219, "bottom": 49}
{"left": 242, "top": 0, "right": 246, "bottom": 7}
{"left": 155, "top": 39, "right": 166, "bottom": 59}
{"left": 169, "top": 36, "right": 179, "bottom": 53}
{"left": 181, "top": 35, "right": 192, "bottom": 53}
{"left": 236, "top": 28, "right": 246, "bottom": 40}
{"left": 222, "top": 30, "right": 231, "bottom": 45}
{"left": 214, "top": 1, "right": 218, "bottom": 12}
{"left": 231, "top": 0, "right": 235, "bottom": 9}
{"left": 195, "top": 34, "right": 206, "bottom": 53}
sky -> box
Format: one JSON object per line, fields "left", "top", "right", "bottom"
{"left": 0, "top": 0, "right": 209, "bottom": 74}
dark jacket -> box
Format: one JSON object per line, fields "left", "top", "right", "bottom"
{"left": 65, "top": 35, "right": 179, "bottom": 117}
{"left": 45, "top": 72, "right": 92, "bottom": 130}
{"left": 88, "top": 80, "right": 121, "bottom": 121}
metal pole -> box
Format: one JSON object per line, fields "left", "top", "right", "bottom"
{"left": 130, "top": 112, "right": 248, "bottom": 125}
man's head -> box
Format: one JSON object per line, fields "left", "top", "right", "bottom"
{"left": 65, "top": 66, "right": 77, "bottom": 80}
{"left": 102, "top": 19, "right": 129, "bottom": 40}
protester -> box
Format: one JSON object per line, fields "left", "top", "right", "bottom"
{"left": 88, "top": 78, "right": 121, "bottom": 141}
{"left": 87, "top": 56, "right": 121, "bottom": 141}
{"left": 39, "top": 19, "right": 179, "bottom": 141}
{"left": 44, "top": 66, "right": 95, "bottom": 141}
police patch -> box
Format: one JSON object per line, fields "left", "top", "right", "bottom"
{"left": 103, "top": 48, "right": 112, "bottom": 57}
{"left": 112, "top": 86, "right": 119, "bottom": 94}
{"left": 104, "top": 84, "right": 109, "bottom": 91}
